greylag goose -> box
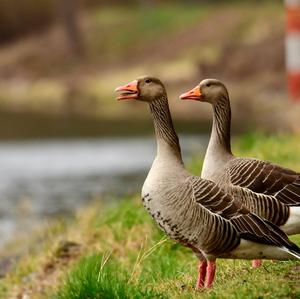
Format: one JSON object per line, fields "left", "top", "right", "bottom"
{"left": 115, "top": 76, "right": 300, "bottom": 288}
{"left": 180, "top": 79, "right": 300, "bottom": 267}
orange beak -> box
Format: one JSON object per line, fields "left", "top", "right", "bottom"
{"left": 180, "top": 86, "right": 202, "bottom": 101}
{"left": 115, "top": 80, "right": 138, "bottom": 100}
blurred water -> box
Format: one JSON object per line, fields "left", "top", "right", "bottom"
{"left": 0, "top": 135, "right": 207, "bottom": 247}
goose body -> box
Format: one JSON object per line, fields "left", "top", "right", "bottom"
{"left": 116, "top": 76, "right": 300, "bottom": 288}
{"left": 180, "top": 79, "right": 300, "bottom": 237}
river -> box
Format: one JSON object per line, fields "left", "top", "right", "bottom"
{"left": 0, "top": 135, "right": 208, "bottom": 247}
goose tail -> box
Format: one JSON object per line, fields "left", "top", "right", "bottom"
{"left": 281, "top": 246, "right": 300, "bottom": 260}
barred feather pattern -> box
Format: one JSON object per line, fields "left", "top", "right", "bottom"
{"left": 143, "top": 174, "right": 298, "bottom": 258}
{"left": 149, "top": 96, "right": 181, "bottom": 157}
{"left": 227, "top": 158, "right": 300, "bottom": 207}
{"left": 225, "top": 184, "right": 290, "bottom": 226}
{"left": 157, "top": 179, "right": 240, "bottom": 256}
{"left": 190, "top": 178, "right": 296, "bottom": 251}
{"left": 213, "top": 96, "right": 232, "bottom": 154}
{"left": 276, "top": 179, "right": 300, "bottom": 205}
{"left": 143, "top": 177, "right": 242, "bottom": 257}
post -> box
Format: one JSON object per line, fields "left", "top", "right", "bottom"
{"left": 60, "top": 0, "right": 82, "bottom": 56}
{"left": 285, "top": 0, "right": 300, "bottom": 101}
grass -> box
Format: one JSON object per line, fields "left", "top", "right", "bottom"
{"left": 232, "top": 132, "right": 300, "bottom": 169}
{"left": 0, "top": 132, "right": 300, "bottom": 298}
{"left": 56, "top": 252, "right": 161, "bottom": 299}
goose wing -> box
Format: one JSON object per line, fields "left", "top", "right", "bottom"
{"left": 225, "top": 184, "right": 289, "bottom": 226}
{"left": 190, "top": 177, "right": 298, "bottom": 251}
{"left": 228, "top": 158, "right": 300, "bottom": 206}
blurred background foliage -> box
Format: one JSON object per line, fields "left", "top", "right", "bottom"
{"left": 0, "top": 0, "right": 298, "bottom": 138}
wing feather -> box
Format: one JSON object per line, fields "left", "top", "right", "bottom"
{"left": 228, "top": 158, "right": 300, "bottom": 206}
{"left": 190, "top": 177, "right": 298, "bottom": 251}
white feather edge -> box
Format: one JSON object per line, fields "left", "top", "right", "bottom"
{"left": 280, "top": 246, "right": 300, "bottom": 260}
{"left": 281, "top": 206, "right": 300, "bottom": 235}
{"left": 217, "top": 239, "right": 300, "bottom": 260}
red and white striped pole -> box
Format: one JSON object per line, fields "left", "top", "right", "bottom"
{"left": 286, "top": 0, "right": 300, "bottom": 101}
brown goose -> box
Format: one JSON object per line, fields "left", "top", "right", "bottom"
{"left": 180, "top": 79, "right": 300, "bottom": 267}
{"left": 115, "top": 76, "right": 300, "bottom": 288}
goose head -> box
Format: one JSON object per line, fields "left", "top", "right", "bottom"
{"left": 180, "top": 79, "right": 229, "bottom": 104}
{"left": 115, "top": 76, "right": 166, "bottom": 103}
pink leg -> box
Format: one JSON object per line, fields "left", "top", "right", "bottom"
{"left": 252, "top": 259, "right": 262, "bottom": 268}
{"left": 196, "top": 260, "right": 207, "bottom": 289}
{"left": 205, "top": 260, "right": 216, "bottom": 288}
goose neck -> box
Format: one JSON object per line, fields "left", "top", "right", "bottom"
{"left": 149, "top": 97, "right": 183, "bottom": 163}
{"left": 210, "top": 97, "right": 232, "bottom": 155}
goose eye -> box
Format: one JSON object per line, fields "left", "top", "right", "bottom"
{"left": 207, "top": 83, "right": 211, "bottom": 87}
{"left": 145, "top": 79, "right": 151, "bottom": 84}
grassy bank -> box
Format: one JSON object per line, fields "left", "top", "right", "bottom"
{"left": 0, "top": 132, "right": 300, "bottom": 298}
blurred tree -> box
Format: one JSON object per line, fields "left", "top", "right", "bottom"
{"left": 59, "top": 0, "right": 83, "bottom": 56}
{"left": 0, "top": 0, "right": 56, "bottom": 43}
{"left": 139, "top": 0, "right": 157, "bottom": 8}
